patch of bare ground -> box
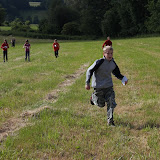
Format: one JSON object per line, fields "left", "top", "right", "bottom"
{"left": 46, "top": 63, "right": 89, "bottom": 101}
{"left": 0, "top": 106, "right": 51, "bottom": 142}
{"left": 13, "top": 51, "right": 43, "bottom": 62}
{"left": 0, "top": 63, "right": 89, "bottom": 142}
{"left": 14, "top": 56, "right": 24, "bottom": 61}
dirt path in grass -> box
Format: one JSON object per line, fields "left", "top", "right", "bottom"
{"left": 0, "top": 63, "right": 89, "bottom": 142}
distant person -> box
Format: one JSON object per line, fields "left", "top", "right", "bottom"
{"left": 102, "top": 36, "right": 112, "bottom": 48}
{"left": 11, "top": 38, "right": 16, "bottom": 47}
{"left": 23, "top": 40, "right": 31, "bottom": 62}
{"left": 52, "top": 39, "right": 60, "bottom": 58}
{"left": 1, "top": 39, "right": 9, "bottom": 62}
{"left": 85, "top": 46, "right": 128, "bottom": 126}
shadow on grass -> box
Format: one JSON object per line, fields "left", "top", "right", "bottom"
{"left": 136, "top": 122, "right": 160, "bottom": 130}
{"left": 116, "top": 120, "right": 160, "bottom": 130}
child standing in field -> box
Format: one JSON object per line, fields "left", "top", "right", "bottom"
{"left": 85, "top": 46, "right": 128, "bottom": 126}
{"left": 23, "top": 40, "right": 31, "bottom": 62}
{"left": 102, "top": 36, "right": 112, "bottom": 48}
{"left": 11, "top": 38, "right": 16, "bottom": 47}
{"left": 1, "top": 39, "right": 9, "bottom": 62}
{"left": 52, "top": 39, "right": 60, "bottom": 58}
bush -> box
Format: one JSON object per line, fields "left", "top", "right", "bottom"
{"left": 61, "top": 22, "right": 81, "bottom": 35}
{"left": 0, "top": 30, "right": 98, "bottom": 40}
{"left": 3, "top": 21, "right": 10, "bottom": 26}
{"left": 38, "top": 19, "right": 49, "bottom": 34}
{"left": 10, "top": 18, "right": 32, "bottom": 32}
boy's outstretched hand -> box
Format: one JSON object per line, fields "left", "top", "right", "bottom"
{"left": 85, "top": 84, "right": 90, "bottom": 90}
{"left": 122, "top": 76, "right": 128, "bottom": 85}
{"left": 125, "top": 80, "right": 128, "bottom": 85}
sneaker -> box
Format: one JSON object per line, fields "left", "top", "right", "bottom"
{"left": 90, "top": 96, "right": 94, "bottom": 105}
{"left": 108, "top": 120, "right": 115, "bottom": 126}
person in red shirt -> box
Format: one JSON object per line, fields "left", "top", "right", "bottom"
{"left": 102, "top": 36, "right": 112, "bottom": 48}
{"left": 23, "top": 39, "right": 31, "bottom": 61}
{"left": 1, "top": 39, "right": 9, "bottom": 62}
{"left": 52, "top": 39, "right": 60, "bottom": 58}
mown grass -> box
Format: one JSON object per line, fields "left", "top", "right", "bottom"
{"left": 30, "top": 24, "right": 39, "bottom": 30}
{"left": 29, "top": 2, "right": 41, "bottom": 7}
{"left": 0, "top": 26, "right": 11, "bottom": 31}
{"left": 0, "top": 25, "right": 38, "bottom": 31}
{"left": 0, "top": 36, "right": 160, "bottom": 159}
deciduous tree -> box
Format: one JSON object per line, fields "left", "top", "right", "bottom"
{"left": 0, "top": 4, "right": 6, "bottom": 25}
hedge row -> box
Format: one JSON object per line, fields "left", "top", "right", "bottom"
{"left": 0, "top": 30, "right": 98, "bottom": 40}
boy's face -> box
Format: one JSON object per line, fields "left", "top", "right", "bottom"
{"left": 103, "top": 49, "right": 113, "bottom": 61}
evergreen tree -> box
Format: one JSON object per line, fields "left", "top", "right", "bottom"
{"left": 0, "top": 4, "right": 5, "bottom": 25}
{"left": 46, "top": 0, "right": 79, "bottom": 34}
{"left": 2, "top": 0, "right": 160, "bottom": 36}
{"left": 146, "top": 0, "right": 160, "bottom": 33}
{"left": 33, "top": 15, "right": 39, "bottom": 24}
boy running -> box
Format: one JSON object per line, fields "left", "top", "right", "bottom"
{"left": 1, "top": 39, "right": 9, "bottom": 62}
{"left": 102, "top": 36, "right": 112, "bottom": 48}
{"left": 85, "top": 46, "right": 128, "bottom": 126}
{"left": 52, "top": 39, "right": 60, "bottom": 58}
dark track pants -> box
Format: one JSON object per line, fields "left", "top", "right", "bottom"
{"left": 54, "top": 50, "right": 59, "bottom": 58}
{"left": 3, "top": 50, "right": 8, "bottom": 62}
{"left": 25, "top": 51, "right": 30, "bottom": 61}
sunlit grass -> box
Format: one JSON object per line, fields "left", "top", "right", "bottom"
{"left": 0, "top": 24, "right": 38, "bottom": 31}
{"left": 29, "top": 2, "right": 41, "bottom": 7}
{"left": 0, "top": 36, "right": 160, "bottom": 159}
{"left": 0, "top": 26, "right": 11, "bottom": 31}
{"left": 30, "top": 24, "right": 38, "bottom": 30}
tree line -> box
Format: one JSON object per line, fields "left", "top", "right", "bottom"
{"left": 0, "top": 0, "right": 48, "bottom": 22}
{"left": 38, "top": 0, "right": 160, "bottom": 37}
{"left": 1, "top": 0, "right": 160, "bottom": 37}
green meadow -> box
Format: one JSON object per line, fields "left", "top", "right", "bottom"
{"left": 29, "top": 2, "right": 41, "bottom": 7}
{"left": 0, "top": 36, "right": 160, "bottom": 159}
{"left": 0, "top": 26, "right": 11, "bottom": 31}
{"left": 0, "top": 25, "right": 38, "bottom": 31}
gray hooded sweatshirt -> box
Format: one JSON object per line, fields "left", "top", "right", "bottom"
{"left": 86, "top": 57, "right": 124, "bottom": 88}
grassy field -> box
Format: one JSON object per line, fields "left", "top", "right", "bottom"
{"left": 29, "top": 2, "right": 41, "bottom": 7}
{"left": 0, "top": 36, "right": 160, "bottom": 159}
{"left": 0, "top": 25, "right": 38, "bottom": 31}
{"left": 30, "top": 24, "right": 39, "bottom": 30}
{"left": 0, "top": 26, "right": 11, "bottom": 31}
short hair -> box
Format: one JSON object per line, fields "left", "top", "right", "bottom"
{"left": 103, "top": 46, "right": 113, "bottom": 52}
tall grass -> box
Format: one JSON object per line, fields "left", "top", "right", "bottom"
{"left": 0, "top": 36, "right": 160, "bottom": 159}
